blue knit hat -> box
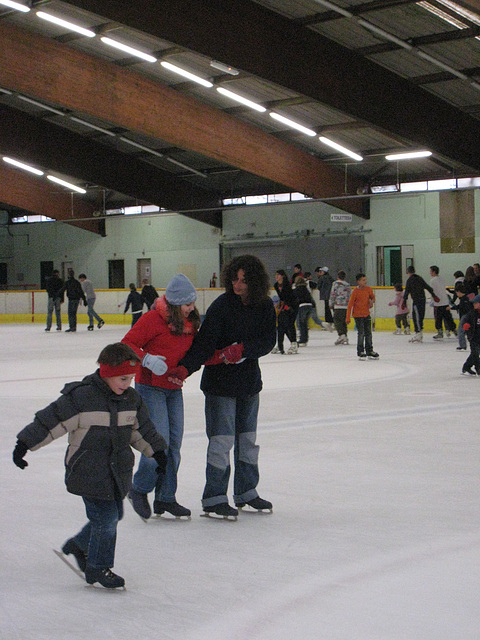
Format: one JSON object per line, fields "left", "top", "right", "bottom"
{"left": 165, "top": 274, "right": 197, "bottom": 305}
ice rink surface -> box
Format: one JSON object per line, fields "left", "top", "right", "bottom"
{"left": 1, "top": 323, "right": 479, "bottom": 640}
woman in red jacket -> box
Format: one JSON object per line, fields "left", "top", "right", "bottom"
{"left": 122, "top": 274, "right": 200, "bottom": 520}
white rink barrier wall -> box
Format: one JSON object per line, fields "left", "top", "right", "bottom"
{"left": 0, "top": 287, "right": 440, "bottom": 332}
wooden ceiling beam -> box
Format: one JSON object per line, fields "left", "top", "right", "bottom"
{"left": 0, "top": 20, "right": 366, "bottom": 218}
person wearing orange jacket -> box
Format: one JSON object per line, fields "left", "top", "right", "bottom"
{"left": 346, "top": 273, "right": 379, "bottom": 360}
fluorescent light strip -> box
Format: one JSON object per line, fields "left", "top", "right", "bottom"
{"left": 269, "top": 112, "right": 316, "bottom": 137}
{"left": 3, "top": 156, "right": 44, "bottom": 175}
{"left": 47, "top": 175, "right": 86, "bottom": 193}
{"left": 161, "top": 61, "right": 213, "bottom": 87}
{"left": 319, "top": 136, "right": 363, "bottom": 161}
{"left": 312, "top": 0, "right": 353, "bottom": 18}
{"left": 36, "top": 11, "right": 96, "bottom": 37}
{"left": 210, "top": 60, "right": 239, "bottom": 76}
{"left": 100, "top": 37, "right": 157, "bottom": 63}
{"left": 165, "top": 157, "right": 207, "bottom": 178}
{"left": 0, "top": 87, "right": 12, "bottom": 95}
{"left": 70, "top": 117, "right": 116, "bottom": 136}
{"left": 17, "top": 95, "right": 65, "bottom": 116}
{"left": 119, "top": 137, "right": 206, "bottom": 177}
{"left": 356, "top": 18, "right": 413, "bottom": 50}
{"left": 416, "top": 50, "right": 468, "bottom": 79}
{"left": 385, "top": 151, "right": 432, "bottom": 160}
{"left": 417, "top": 1, "right": 467, "bottom": 29}
{"left": 216, "top": 87, "right": 266, "bottom": 112}
{"left": 0, "top": 0, "right": 30, "bottom": 12}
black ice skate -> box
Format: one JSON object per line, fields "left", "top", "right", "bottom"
{"left": 358, "top": 352, "right": 367, "bottom": 360}
{"left": 153, "top": 500, "right": 191, "bottom": 519}
{"left": 85, "top": 567, "right": 125, "bottom": 589}
{"left": 201, "top": 503, "right": 238, "bottom": 521}
{"left": 61, "top": 538, "right": 87, "bottom": 572}
{"left": 127, "top": 489, "right": 151, "bottom": 521}
{"left": 367, "top": 351, "right": 379, "bottom": 360}
{"left": 462, "top": 366, "right": 476, "bottom": 376}
{"left": 236, "top": 497, "right": 273, "bottom": 513}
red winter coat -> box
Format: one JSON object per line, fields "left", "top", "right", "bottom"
{"left": 121, "top": 296, "right": 196, "bottom": 389}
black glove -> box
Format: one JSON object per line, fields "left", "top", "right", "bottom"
{"left": 153, "top": 450, "right": 167, "bottom": 475}
{"left": 13, "top": 440, "right": 28, "bottom": 469}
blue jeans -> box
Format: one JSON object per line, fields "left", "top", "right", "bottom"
{"left": 458, "top": 314, "right": 468, "bottom": 349}
{"left": 46, "top": 297, "right": 61, "bottom": 330}
{"left": 74, "top": 494, "right": 123, "bottom": 569}
{"left": 132, "top": 383, "right": 184, "bottom": 503}
{"left": 86, "top": 298, "right": 103, "bottom": 326}
{"left": 202, "top": 393, "right": 260, "bottom": 508}
{"left": 355, "top": 316, "right": 373, "bottom": 355}
{"left": 297, "top": 305, "right": 312, "bottom": 343}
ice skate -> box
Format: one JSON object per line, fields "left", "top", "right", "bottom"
{"left": 201, "top": 503, "right": 238, "bottom": 521}
{"left": 236, "top": 497, "right": 273, "bottom": 513}
{"left": 404, "top": 328, "right": 411, "bottom": 335}
{"left": 433, "top": 332, "right": 443, "bottom": 340}
{"left": 127, "top": 489, "right": 151, "bottom": 521}
{"left": 335, "top": 334, "right": 347, "bottom": 345}
{"left": 409, "top": 332, "right": 423, "bottom": 343}
{"left": 87, "top": 325, "right": 94, "bottom": 331}
{"left": 97, "top": 320, "right": 105, "bottom": 329}
{"left": 85, "top": 567, "right": 125, "bottom": 589}
{"left": 461, "top": 366, "right": 476, "bottom": 376}
{"left": 271, "top": 347, "right": 284, "bottom": 354}
{"left": 367, "top": 351, "right": 379, "bottom": 360}
{"left": 358, "top": 352, "right": 367, "bottom": 360}
{"left": 393, "top": 328, "right": 401, "bottom": 335}
{"left": 53, "top": 548, "right": 86, "bottom": 580}
{"left": 287, "top": 342, "right": 298, "bottom": 355}
{"left": 61, "top": 538, "right": 87, "bottom": 572}
{"left": 456, "top": 346, "right": 467, "bottom": 351}
{"left": 153, "top": 500, "right": 191, "bottom": 519}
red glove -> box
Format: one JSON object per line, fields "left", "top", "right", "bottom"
{"left": 167, "top": 365, "right": 188, "bottom": 386}
{"left": 433, "top": 295, "right": 440, "bottom": 303}
{"left": 221, "top": 343, "right": 244, "bottom": 364}
{"left": 204, "top": 349, "right": 224, "bottom": 366}
{"left": 463, "top": 323, "right": 471, "bottom": 331}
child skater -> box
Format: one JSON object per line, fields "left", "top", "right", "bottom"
{"left": 388, "top": 283, "right": 410, "bottom": 335}
{"left": 450, "top": 282, "right": 472, "bottom": 351}
{"left": 12, "top": 343, "right": 168, "bottom": 589}
{"left": 123, "top": 283, "right": 144, "bottom": 326}
{"left": 122, "top": 274, "right": 200, "bottom": 520}
{"left": 460, "top": 294, "right": 480, "bottom": 375}
{"left": 329, "top": 270, "right": 351, "bottom": 345}
{"left": 346, "top": 273, "right": 379, "bottom": 360}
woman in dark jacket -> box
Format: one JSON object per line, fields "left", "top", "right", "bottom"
{"left": 273, "top": 269, "right": 299, "bottom": 354}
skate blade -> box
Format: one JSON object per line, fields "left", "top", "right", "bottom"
{"left": 86, "top": 583, "right": 126, "bottom": 591}
{"left": 53, "top": 549, "right": 85, "bottom": 581}
{"left": 200, "top": 512, "right": 238, "bottom": 521}
{"left": 237, "top": 505, "right": 273, "bottom": 514}
{"left": 126, "top": 496, "right": 149, "bottom": 524}
{"left": 152, "top": 513, "right": 192, "bottom": 521}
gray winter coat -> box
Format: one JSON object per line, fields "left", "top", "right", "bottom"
{"left": 17, "top": 371, "right": 166, "bottom": 500}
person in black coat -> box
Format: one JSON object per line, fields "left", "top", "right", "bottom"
{"left": 141, "top": 279, "right": 159, "bottom": 310}
{"left": 62, "top": 269, "right": 87, "bottom": 332}
{"left": 460, "top": 295, "right": 480, "bottom": 375}
{"left": 273, "top": 269, "right": 299, "bottom": 354}
{"left": 45, "top": 269, "right": 64, "bottom": 332}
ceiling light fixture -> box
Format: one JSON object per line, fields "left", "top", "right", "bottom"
{"left": 3, "top": 156, "right": 44, "bottom": 175}
{"left": 70, "top": 116, "right": 116, "bottom": 136}
{"left": 100, "top": 37, "right": 157, "bottom": 63}
{"left": 313, "top": 0, "right": 353, "bottom": 18}
{"left": 319, "top": 136, "right": 363, "bottom": 161}
{"left": 210, "top": 60, "right": 239, "bottom": 76}
{"left": 47, "top": 175, "right": 87, "bottom": 193}
{"left": 216, "top": 87, "right": 266, "bottom": 112}
{"left": 161, "top": 61, "right": 213, "bottom": 87}
{"left": 36, "top": 11, "right": 96, "bottom": 37}
{"left": 269, "top": 112, "right": 316, "bottom": 137}
{"left": 356, "top": 19, "right": 414, "bottom": 50}
{"left": 17, "top": 95, "right": 65, "bottom": 116}
{"left": 0, "top": 0, "right": 30, "bottom": 12}
{"left": 0, "top": 87, "right": 12, "bottom": 95}
{"left": 385, "top": 151, "right": 432, "bottom": 160}
{"left": 119, "top": 137, "right": 207, "bottom": 178}
{"left": 416, "top": 50, "right": 468, "bottom": 79}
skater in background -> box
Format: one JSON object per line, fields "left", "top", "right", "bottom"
{"left": 79, "top": 274, "right": 105, "bottom": 331}
{"left": 403, "top": 265, "right": 438, "bottom": 343}
{"left": 45, "top": 269, "right": 64, "bottom": 332}
{"left": 450, "top": 282, "right": 472, "bottom": 352}
{"left": 168, "top": 255, "right": 276, "bottom": 519}
{"left": 293, "top": 276, "right": 315, "bottom": 346}
{"left": 290, "top": 263, "right": 303, "bottom": 285}
{"left": 141, "top": 278, "right": 159, "bottom": 310}
{"left": 123, "top": 283, "right": 144, "bottom": 327}
{"left": 464, "top": 266, "right": 479, "bottom": 298}
{"left": 315, "top": 266, "right": 334, "bottom": 331}
{"left": 12, "top": 343, "right": 167, "bottom": 589}
{"left": 329, "top": 270, "right": 351, "bottom": 345}
{"left": 388, "top": 283, "right": 410, "bottom": 335}
{"left": 346, "top": 273, "right": 378, "bottom": 360}
{"left": 122, "top": 274, "right": 200, "bottom": 520}
{"left": 430, "top": 265, "right": 457, "bottom": 340}
{"left": 62, "top": 269, "right": 87, "bottom": 332}
{"left": 460, "top": 294, "right": 480, "bottom": 375}
{"left": 273, "top": 269, "right": 299, "bottom": 354}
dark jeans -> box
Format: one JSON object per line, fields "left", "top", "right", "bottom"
{"left": 434, "top": 306, "right": 456, "bottom": 333}
{"left": 67, "top": 298, "right": 81, "bottom": 330}
{"left": 46, "top": 297, "right": 62, "bottom": 330}
{"left": 74, "top": 494, "right": 124, "bottom": 569}
{"left": 355, "top": 315, "right": 373, "bottom": 355}
{"left": 297, "top": 305, "right": 312, "bottom": 343}
{"left": 411, "top": 298, "right": 426, "bottom": 333}
{"left": 322, "top": 300, "right": 333, "bottom": 324}
{"left": 395, "top": 312, "right": 409, "bottom": 329}
{"left": 333, "top": 308, "right": 347, "bottom": 336}
{"left": 277, "top": 308, "right": 297, "bottom": 351}
{"left": 464, "top": 341, "right": 480, "bottom": 372}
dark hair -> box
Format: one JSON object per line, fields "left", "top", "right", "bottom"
{"left": 129, "top": 283, "right": 136, "bottom": 292}
{"left": 68, "top": 268, "right": 75, "bottom": 277}
{"left": 304, "top": 271, "right": 311, "bottom": 278}
{"left": 356, "top": 273, "right": 366, "bottom": 281}
{"left": 453, "top": 270, "right": 464, "bottom": 278}
{"left": 294, "top": 264, "right": 302, "bottom": 270}
{"left": 98, "top": 343, "right": 140, "bottom": 366}
{"left": 430, "top": 265, "right": 439, "bottom": 274}
{"left": 394, "top": 283, "right": 403, "bottom": 291}
{"left": 275, "top": 269, "right": 288, "bottom": 283}
{"left": 406, "top": 265, "right": 415, "bottom": 274}
{"left": 166, "top": 301, "right": 201, "bottom": 335}
{"left": 455, "top": 282, "right": 467, "bottom": 293}
{"left": 222, "top": 255, "right": 270, "bottom": 306}
{"left": 78, "top": 273, "right": 86, "bottom": 279}
{"left": 465, "top": 266, "right": 475, "bottom": 281}
{"left": 337, "top": 270, "right": 346, "bottom": 280}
